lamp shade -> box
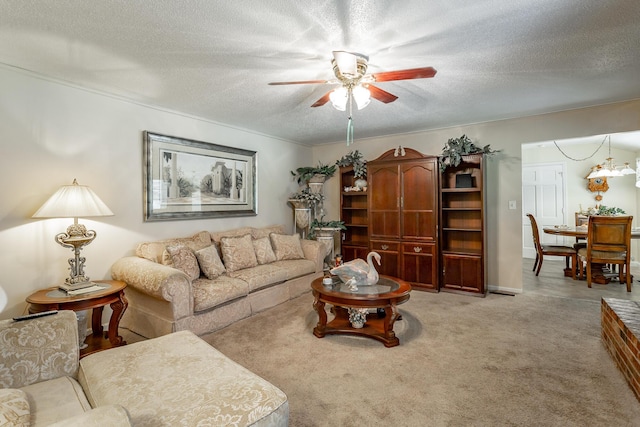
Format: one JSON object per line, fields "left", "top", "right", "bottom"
{"left": 352, "top": 85, "right": 371, "bottom": 110}
{"left": 329, "top": 86, "right": 348, "bottom": 111}
{"left": 33, "top": 179, "right": 113, "bottom": 218}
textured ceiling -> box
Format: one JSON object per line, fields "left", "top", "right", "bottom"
{"left": 1, "top": 0, "right": 639, "bottom": 145}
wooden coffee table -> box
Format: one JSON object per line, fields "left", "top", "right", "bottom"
{"left": 311, "top": 275, "right": 411, "bottom": 347}
{"left": 26, "top": 280, "right": 128, "bottom": 358}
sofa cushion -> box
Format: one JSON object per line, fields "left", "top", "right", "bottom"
{"left": 228, "top": 264, "right": 288, "bottom": 293}
{"left": 270, "top": 233, "right": 305, "bottom": 261}
{"left": 194, "top": 245, "right": 226, "bottom": 279}
{"left": 78, "top": 331, "right": 289, "bottom": 427}
{"left": 136, "top": 231, "right": 211, "bottom": 264}
{"left": 47, "top": 405, "right": 131, "bottom": 427}
{"left": 253, "top": 237, "right": 277, "bottom": 265}
{"left": 0, "top": 388, "right": 30, "bottom": 427}
{"left": 20, "top": 376, "right": 92, "bottom": 427}
{"left": 272, "top": 259, "right": 316, "bottom": 280}
{"left": 165, "top": 245, "right": 200, "bottom": 281}
{"left": 220, "top": 234, "right": 258, "bottom": 272}
{"left": 192, "top": 276, "right": 249, "bottom": 312}
{"left": 209, "top": 227, "right": 253, "bottom": 245}
{"left": 251, "top": 224, "right": 286, "bottom": 240}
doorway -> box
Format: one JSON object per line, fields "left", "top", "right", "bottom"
{"left": 522, "top": 162, "right": 568, "bottom": 259}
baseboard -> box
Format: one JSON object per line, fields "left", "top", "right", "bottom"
{"left": 487, "top": 285, "right": 522, "bottom": 295}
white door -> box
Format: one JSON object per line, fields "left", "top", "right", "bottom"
{"left": 522, "top": 163, "right": 567, "bottom": 258}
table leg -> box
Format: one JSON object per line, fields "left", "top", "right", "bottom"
{"left": 91, "top": 307, "right": 104, "bottom": 337}
{"left": 382, "top": 304, "right": 400, "bottom": 347}
{"left": 312, "top": 293, "right": 327, "bottom": 338}
{"left": 107, "top": 291, "right": 128, "bottom": 347}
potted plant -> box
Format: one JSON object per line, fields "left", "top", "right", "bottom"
{"left": 439, "top": 134, "right": 499, "bottom": 171}
{"left": 290, "top": 162, "right": 337, "bottom": 185}
{"left": 308, "top": 217, "right": 346, "bottom": 240}
{"left": 336, "top": 150, "right": 367, "bottom": 188}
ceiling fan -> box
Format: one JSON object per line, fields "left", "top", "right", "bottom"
{"left": 268, "top": 51, "right": 437, "bottom": 111}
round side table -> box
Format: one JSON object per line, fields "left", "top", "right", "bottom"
{"left": 26, "top": 280, "right": 128, "bottom": 358}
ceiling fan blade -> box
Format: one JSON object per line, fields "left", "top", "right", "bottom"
{"left": 371, "top": 67, "right": 437, "bottom": 82}
{"left": 268, "top": 79, "right": 330, "bottom": 85}
{"left": 311, "top": 91, "right": 332, "bottom": 107}
{"left": 367, "top": 85, "right": 398, "bottom": 104}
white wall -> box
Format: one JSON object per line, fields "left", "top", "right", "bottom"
{"left": 0, "top": 67, "right": 312, "bottom": 317}
{"left": 313, "top": 100, "right": 640, "bottom": 294}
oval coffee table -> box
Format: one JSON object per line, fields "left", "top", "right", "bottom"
{"left": 311, "top": 275, "right": 411, "bottom": 347}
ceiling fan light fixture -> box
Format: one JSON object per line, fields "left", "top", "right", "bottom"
{"left": 330, "top": 86, "right": 348, "bottom": 111}
{"left": 332, "top": 51, "right": 368, "bottom": 79}
{"left": 352, "top": 85, "right": 371, "bottom": 110}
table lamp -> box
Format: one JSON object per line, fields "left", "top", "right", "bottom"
{"left": 33, "top": 179, "right": 114, "bottom": 291}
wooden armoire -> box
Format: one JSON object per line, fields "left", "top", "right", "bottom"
{"left": 366, "top": 148, "right": 440, "bottom": 291}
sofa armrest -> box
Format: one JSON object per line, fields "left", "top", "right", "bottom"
{"left": 110, "top": 257, "right": 193, "bottom": 320}
{"left": 0, "top": 311, "right": 79, "bottom": 388}
{"left": 300, "top": 239, "right": 328, "bottom": 273}
{"left": 48, "top": 405, "right": 132, "bottom": 427}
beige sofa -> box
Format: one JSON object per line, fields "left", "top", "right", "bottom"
{"left": 0, "top": 310, "right": 288, "bottom": 426}
{"left": 111, "top": 225, "right": 326, "bottom": 338}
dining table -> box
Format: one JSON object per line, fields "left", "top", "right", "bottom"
{"left": 543, "top": 225, "right": 640, "bottom": 239}
{"left": 542, "top": 225, "right": 640, "bottom": 283}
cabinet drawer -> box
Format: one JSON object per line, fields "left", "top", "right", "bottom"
{"left": 370, "top": 241, "right": 399, "bottom": 252}
{"left": 401, "top": 242, "right": 435, "bottom": 256}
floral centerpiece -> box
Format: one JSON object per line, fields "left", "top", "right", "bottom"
{"left": 580, "top": 205, "right": 626, "bottom": 216}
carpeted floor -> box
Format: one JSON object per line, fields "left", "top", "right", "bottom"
{"left": 201, "top": 290, "right": 640, "bottom": 426}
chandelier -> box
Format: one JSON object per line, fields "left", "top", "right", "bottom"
{"left": 586, "top": 135, "right": 635, "bottom": 178}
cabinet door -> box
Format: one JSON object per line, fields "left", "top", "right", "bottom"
{"left": 370, "top": 240, "right": 400, "bottom": 278}
{"left": 341, "top": 245, "right": 369, "bottom": 263}
{"left": 402, "top": 242, "right": 437, "bottom": 290}
{"left": 401, "top": 160, "right": 438, "bottom": 242}
{"left": 369, "top": 165, "right": 400, "bottom": 239}
{"left": 441, "top": 254, "right": 483, "bottom": 294}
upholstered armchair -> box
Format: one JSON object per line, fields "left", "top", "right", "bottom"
{"left": 0, "top": 310, "right": 131, "bottom": 426}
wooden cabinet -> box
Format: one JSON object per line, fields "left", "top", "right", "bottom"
{"left": 439, "top": 154, "right": 487, "bottom": 296}
{"left": 339, "top": 166, "right": 369, "bottom": 262}
{"left": 368, "top": 149, "right": 439, "bottom": 291}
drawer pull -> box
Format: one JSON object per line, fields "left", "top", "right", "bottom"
{"left": 414, "top": 247, "right": 422, "bottom": 253}
{"left": 381, "top": 244, "right": 389, "bottom": 250}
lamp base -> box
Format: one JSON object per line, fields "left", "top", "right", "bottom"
{"left": 59, "top": 281, "right": 96, "bottom": 292}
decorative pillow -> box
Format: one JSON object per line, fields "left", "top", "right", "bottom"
{"left": 270, "top": 233, "right": 305, "bottom": 261}
{"left": 136, "top": 230, "right": 211, "bottom": 263}
{"left": 0, "top": 388, "right": 30, "bottom": 427}
{"left": 166, "top": 245, "right": 200, "bottom": 281}
{"left": 220, "top": 234, "right": 258, "bottom": 272}
{"left": 195, "top": 245, "right": 227, "bottom": 279}
{"left": 252, "top": 237, "right": 277, "bottom": 265}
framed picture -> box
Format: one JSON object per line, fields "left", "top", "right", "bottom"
{"left": 143, "top": 131, "right": 257, "bottom": 221}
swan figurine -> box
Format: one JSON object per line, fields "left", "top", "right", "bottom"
{"left": 330, "top": 251, "right": 381, "bottom": 290}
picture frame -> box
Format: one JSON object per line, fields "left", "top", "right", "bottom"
{"left": 143, "top": 131, "right": 257, "bottom": 221}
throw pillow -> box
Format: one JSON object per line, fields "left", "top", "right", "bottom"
{"left": 270, "top": 233, "right": 305, "bottom": 261}
{"left": 195, "top": 245, "right": 227, "bottom": 279}
{"left": 220, "top": 234, "right": 258, "bottom": 272}
{"left": 252, "top": 236, "right": 277, "bottom": 264}
{"left": 0, "top": 389, "right": 30, "bottom": 427}
{"left": 166, "top": 245, "right": 200, "bottom": 281}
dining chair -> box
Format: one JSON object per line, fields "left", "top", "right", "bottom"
{"left": 577, "top": 215, "right": 633, "bottom": 291}
{"left": 526, "top": 213, "right": 577, "bottom": 278}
